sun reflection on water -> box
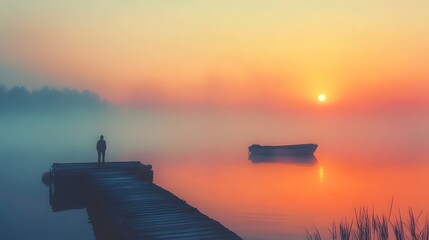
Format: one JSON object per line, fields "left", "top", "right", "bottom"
{"left": 319, "top": 166, "right": 325, "bottom": 184}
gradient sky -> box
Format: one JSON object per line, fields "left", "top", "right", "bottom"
{"left": 1, "top": 1, "right": 429, "bottom": 112}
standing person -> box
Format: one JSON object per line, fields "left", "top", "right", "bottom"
{"left": 97, "top": 135, "right": 107, "bottom": 163}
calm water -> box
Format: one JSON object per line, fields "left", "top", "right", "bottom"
{"left": 1, "top": 110, "right": 429, "bottom": 239}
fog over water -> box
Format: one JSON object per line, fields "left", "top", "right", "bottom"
{"left": 1, "top": 85, "right": 429, "bottom": 239}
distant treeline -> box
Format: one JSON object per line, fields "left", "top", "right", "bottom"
{"left": 0, "top": 85, "right": 108, "bottom": 113}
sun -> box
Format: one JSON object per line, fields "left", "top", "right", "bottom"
{"left": 318, "top": 94, "right": 326, "bottom": 102}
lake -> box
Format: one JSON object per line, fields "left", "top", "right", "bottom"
{"left": 1, "top": 110, "right": 428, "bottom": 239}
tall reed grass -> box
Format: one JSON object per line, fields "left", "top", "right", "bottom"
{"left": 307, "top": 199, "right": 429, "bottom": 240}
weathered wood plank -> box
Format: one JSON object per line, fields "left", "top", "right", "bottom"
{"left": 50, "top": 162, "right": 242, "bottom": 240}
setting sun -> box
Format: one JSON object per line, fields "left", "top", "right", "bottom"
{"left": 318, "top": 94, "right": 327, "bottom": 102}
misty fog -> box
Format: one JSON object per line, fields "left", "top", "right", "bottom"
{"left": 2, "top": 84, "right": 429, "bottom": 240}
{"left": 1, "top": 84, "right": 429, "bottom": 163}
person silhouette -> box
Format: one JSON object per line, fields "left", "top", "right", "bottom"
{"left": 96, "top": 135, "right": 107, "bottom": 163}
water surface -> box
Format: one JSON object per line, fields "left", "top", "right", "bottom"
{"left": 1, "top": 110, "right": 429, "bottom": 239}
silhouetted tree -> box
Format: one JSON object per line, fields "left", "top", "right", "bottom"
{"left": 0, "top": 84, "right": 108, "bottom": 114}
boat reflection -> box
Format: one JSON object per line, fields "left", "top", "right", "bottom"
{"left": 248, "top": 154, "right": 317, "bottom": 166}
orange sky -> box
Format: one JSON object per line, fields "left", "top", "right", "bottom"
{"left": 1, "top": 1, "right": 429, "bottom": 113}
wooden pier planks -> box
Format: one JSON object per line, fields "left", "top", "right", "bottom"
{"left": 51, "top": 162, "right": 242, "bottom": 240}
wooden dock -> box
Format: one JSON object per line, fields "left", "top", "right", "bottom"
{"left": 48, "top": 162, "right": 242, "bottom": 240}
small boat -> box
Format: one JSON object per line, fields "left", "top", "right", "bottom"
{"left": 248, "top": 143, "right": 318, "bottom": 156}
